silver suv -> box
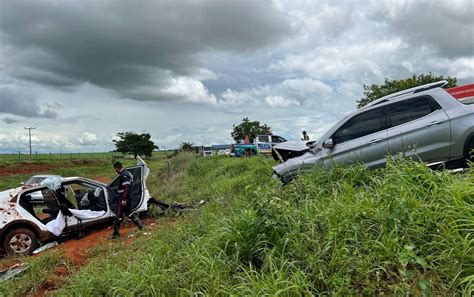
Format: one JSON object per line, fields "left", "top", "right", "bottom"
{"left": 273, "top": 81, "right": 474, "bottom": 182}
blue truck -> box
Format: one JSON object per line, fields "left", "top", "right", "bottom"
{"left": 230, "top": 134, "right": 287, "bottom": 157}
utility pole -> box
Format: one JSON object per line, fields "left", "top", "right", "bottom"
{"left": 24, "top": 127, "right": 36, "bottom": 156}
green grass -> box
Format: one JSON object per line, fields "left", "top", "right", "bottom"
{"left": 0, "top": 152, "right": 115, "bottom": 164}
{"left": 0, "top": 152, "right": 169, "bottom": 191}
{"left": 48, "top": 154, "right": 472, "bottom": 296}
{"left": 0, "top": 251, "right": 66, "bottom": 296}
{"left": 1, "top": 154, "right": 472, "bottom": 295}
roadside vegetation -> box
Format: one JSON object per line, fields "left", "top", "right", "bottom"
{"left": 1, "top": 153, "right": 472, "bottom": 295}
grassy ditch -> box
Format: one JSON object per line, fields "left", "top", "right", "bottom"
{"left": 47, "top": 154, "right": 473, "bottom": 296}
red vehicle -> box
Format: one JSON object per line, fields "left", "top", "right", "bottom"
{"left": 447, "top": 83, "right": 474, "bottom": 104}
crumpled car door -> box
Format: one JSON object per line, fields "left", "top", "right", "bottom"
{"left": 107, "top": 157, "right": 150, "bottom": 214}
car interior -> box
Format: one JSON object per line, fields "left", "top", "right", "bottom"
{"left": 60, "top": 181, "right": 107, "bottom": 212}
{"left": 19, "top": 188, "right": 60, "bottom": 224}
{"left": 18, "top": 182, "right": 108, "bottom": 224}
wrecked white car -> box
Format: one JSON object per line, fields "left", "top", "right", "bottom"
{"left": 272, "top": 140, "right": 317, "bottom": 162}
{"left": 0, "top": 159, "right": 150, "bottom": 255}
{"left": 22, "top": 175, "right": 63, "bottom": 204}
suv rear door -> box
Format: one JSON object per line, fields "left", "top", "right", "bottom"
{"left": 324, "top": 106, "right": 388, "bottom": 168}
{"left": 386, "top": 96, "right": 451, "bottom": 163}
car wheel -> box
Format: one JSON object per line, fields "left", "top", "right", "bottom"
{"left": 245, "top": 149, "right": 255, "bottom": 157}
{"left": 3, "top": 228, "right": 39, "bottom": 255}
{"left": 465, "top": 138, "right": 474, "bottom": 163}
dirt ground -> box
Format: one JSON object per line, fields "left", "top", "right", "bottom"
{"left": 0, "top": 160, "right": 104, "bottom": 177}
{"left": 32, "top": 218, "right": 157, "bottom": 296}
{"left": 91, "top": 176, "right": 111, "bottom": 183}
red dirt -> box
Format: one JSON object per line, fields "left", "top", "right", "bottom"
{"left": 32, "top": 219, "right": 157, "bottom": 297}
{"left": 58, "top": 222, "right": 141, "bottom": 266}
{"left": 0, "top": 160, "right": 104, "bottom": 177}
{"left": 91, "top": 176, "right": 111, "bottom": 183}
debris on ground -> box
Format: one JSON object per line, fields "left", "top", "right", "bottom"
{"left": 0, "top": 263, "right": 28, "bottom": 282}
{"left": 33, "top": 241, "right": 58, "bottom": 255}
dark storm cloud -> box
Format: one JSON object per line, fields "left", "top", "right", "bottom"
{"left": 373, "top": 1, "right": 474, "bottom": 58}
{"left": 0, "top": 85, "right": 60, "bottom": 118}
{"left": 3, "top": 117, "right": 17, "bottom": 124}
{"left": 0, "top": 0, "right": 291, "bottom": 100}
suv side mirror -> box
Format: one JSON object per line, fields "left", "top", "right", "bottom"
{"left": 323, "top": 138, "right": 334, "bottom": 149}
{"left": 20, "top": 182, "right": 25, "bottom": 186}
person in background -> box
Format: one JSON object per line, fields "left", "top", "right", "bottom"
{"left": 243, "top": 134, "right": 251, "bottom": 144}
{"left": 111, "top": 161, "right": 143, "bottom": 239}
{"left": 301, "top": 131, "right": 309, "bottom": 141}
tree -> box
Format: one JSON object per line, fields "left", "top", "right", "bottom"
{"left": 179, "top": 142, "right": 195, "bottom": 152}
{"left": 231, "top": 117, "right": 272, "bottom": 143}
{"left": 113, "top": 132, "right": 158, "bottom": 158}
{"left": 356, "top": 73, "right": 457, "bottom": 108}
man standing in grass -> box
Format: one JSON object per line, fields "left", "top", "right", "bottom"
{"left": 111, "top": 161, "right": 144, "bottom": 239}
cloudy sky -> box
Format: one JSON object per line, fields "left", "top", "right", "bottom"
{"left": 0, "top": 0, "right": 473, "bottom": 153}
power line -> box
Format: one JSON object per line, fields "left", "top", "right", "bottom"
{"left": 24, "top": 127, "right": 36, "bottom": 156}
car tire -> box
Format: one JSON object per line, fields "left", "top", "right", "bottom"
{"left": 3, "top": 228, "right": 39, "bottom": 255}
{"left": 245, "top": 149, "right": 255, "bottom": 157}
{"left": 465, "top": 137, "right": 474, "bottom": 163}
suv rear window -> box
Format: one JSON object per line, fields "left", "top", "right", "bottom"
{"left": 387, "top": 96, "right": 441, "bottom": 127}
{"left": 333, "top": 107, "right": 386, "bottom": 144}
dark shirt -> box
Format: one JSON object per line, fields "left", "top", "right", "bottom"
{"left": 117, "top": 169, "right": 133, "bottom": 202}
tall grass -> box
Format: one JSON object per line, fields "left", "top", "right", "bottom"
{"left": 47, "top": 155, "right": 473, "bottom": 295}
{"left": 0, "top": 252, "right": 65, "bottom": 296}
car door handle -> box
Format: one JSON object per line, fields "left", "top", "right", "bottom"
{"left": 368, "top": 138, "right": 383, "bottom": 144}
{"left": 426, "top": 120, "right": 445, "bottom": 127}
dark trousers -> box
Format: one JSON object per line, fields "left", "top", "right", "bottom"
{"left": 113, "top": 197, "right": 143, "bottom": 236}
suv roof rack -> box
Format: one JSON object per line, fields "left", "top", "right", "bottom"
{"left": 363, "top": 80, "right": 448, "bottom": 109}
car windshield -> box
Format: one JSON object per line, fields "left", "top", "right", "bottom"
{"left": 25, "top": 177, "right": 46, "bottom": 185}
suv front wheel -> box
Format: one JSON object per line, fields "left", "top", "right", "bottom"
{"left": 3, "top": 228, "right": 39, "bottom": 255}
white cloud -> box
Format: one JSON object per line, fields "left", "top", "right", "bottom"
{"left": 78, "top": 132, "right": 98, "bottom": 145}
{"left": 219, "top": 88, "right": 255, "bottom": 105}
{"left": 280, "top": 78, "right": 332, "bottom": 96}
{"left": 161, "top": 77, "right": 217, "bottom": 105}
{"left": 0, "top": 131, "right": 75, "bottom": 152}
{"left": 265, "top": 95, "right": 300, "bottom": 108}
{"left": 273, "top": 39, "right": 408, "bottom": 83}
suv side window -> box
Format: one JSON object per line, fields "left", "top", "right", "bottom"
{"left": 333, "top": 107, "right": 386, "bottom": 144}
{"left": 388, "top": 96, "right": 441, "bottom": 127}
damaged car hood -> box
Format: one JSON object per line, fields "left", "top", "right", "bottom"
{"left": 272, "top": 149, "right": 324, "bottom": 183}
{"left": 273, "top": 140, "right": 316, "bottom": 152}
